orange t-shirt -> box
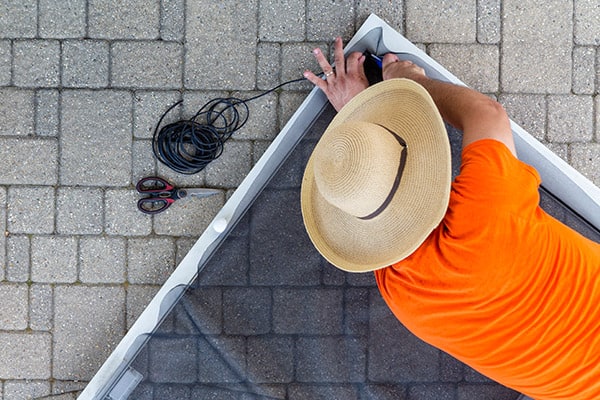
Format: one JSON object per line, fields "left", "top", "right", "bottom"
{"left": 375, "top": 139, "right": 600, "bottom": 400}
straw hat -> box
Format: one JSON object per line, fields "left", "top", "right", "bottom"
{"left": 301, "top": 78, "right": 451, "bottom": 272}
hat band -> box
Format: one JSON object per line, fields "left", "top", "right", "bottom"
{"left": 359, "top": 126, "right": 407, "bottom": 220}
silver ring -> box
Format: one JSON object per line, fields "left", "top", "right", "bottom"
{"left": 325, "top": 70, "right": 334, "bottom": 77}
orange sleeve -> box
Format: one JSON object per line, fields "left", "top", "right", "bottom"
{"left": 444, "top": 139, "right": 542, "bottom": 236}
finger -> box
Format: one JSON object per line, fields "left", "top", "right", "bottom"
{"left": 382, "top": 53, "right": 399, "bottom": 67}
{"left": 346, "top": 52, "right": 366, "bottom": 77}
{"left": 333, "top": 37, "right": 345, "bottom": 75}
{"left": 303, "top": 70, "right": 328, "bottom": 91}
{"left": 312, "top": 48, "right": 334, "bottom": 75}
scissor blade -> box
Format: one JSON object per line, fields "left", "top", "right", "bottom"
{"left": 179, "top": 188, "right": 221, "bottom": 199}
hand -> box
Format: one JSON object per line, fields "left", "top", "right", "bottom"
{"left": 303, "top": 37, "right": 369, "bottom": 112}
{"left": 381, "top": 54, "right": 427, "bottom": 82}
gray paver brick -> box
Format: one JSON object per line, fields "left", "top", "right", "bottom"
{"left": 0, "top": 187, "right": 5, "bottom": 281}
{"left": 544, "top": 142, "right": 569, "bottom": 163}
{"left": 359, "top": 384, "right": 407, "bottom": 400}
{"left": 259, "top": 0, "right": 305, "bottom": 41}
{"left": 406, "top": 0, "right": 476, "bottom": 43}
{"left": 6, "top": 235, "right": 29, "bottom": 282}
{"left": 111, "top": 41, "right": 183, "bottom": 89}
{"left": 0, "top": 0, "right": 37, "bottom": 38}
{"left": 289, "top": 384, "right": 359, "bottom": 400}
{"left": 465, "top": 365, "right": 494, "bottom": 382}
{"left": 133, "top": 91, "right": 181, "bottom": 139}
{"left": 498, "top": 94, "right": 547, "bottom": 142}
{"left": 148, "top": 337, "right": 198, "bottom": 383}
{"left": 88, "top": 0, "right": 160, "bottom": 39}
{"left": 13, "top": 40, "right": 60, "bottom": 87}
{"left": 53, "top": 285, "right": 126, "bottom": 380}
{"left": 177, "top": 287, "right": 223, "bottom": 334}
{"left": 153, "top": 385, "right": 189, "bottom": 399}
{"left": 79, "top": 236, "right": 126, "bottom": 283}
{"left": 7, "top": 186, "right": 55, "bottom": 234}
{"left": 127, "top": 237, "right": 175, "bottom": 284}
{"left": 197, "top": 337, "right": 246, "bottom": 383}
{"left": 105, "top": 189, "right": 152, "bottom": 235}
{"left": 501, "top": 42, "right": 572, "bottom": 93}
{"left": 257, "top": 42, "right": 281, "bottom": 90}
{"left": 368, "top": 294, "right": 440, "bottom": 382}
{"left": 428, "top": 44, "right": 499, "bottom": 92}
{"left": 60, "top": 90, "right": 132, "bottom": 186}
{"left": 441, "top": 352, "right": 464, "bottom": 382}
{"left": 573, "top": 46, "right": 596, "bottom": 94}
{"left": 297, "top": 337, "right": 367, "bottom": 382}
{"left": 273, "top": 289, "right": 344, "bottom": 334}
{"left": 235, "top": 92, "right": 279, "bottom": 140}
{"left": 279, "top": 91, "right": 311, "bottom": 129}
{"left": 31, "top": 236, "right": 78, "bottom": 283}
{"left": 0, "top": 88, "right": 34, "bottom": 136}
{"left": 281, "top": 42, "right": 324, "bottom": 91}
{"left": 0, "top": 283, "right": 28, "bottom": 329}
{"left": 250, "top": 189, "right": 322, "bottom": 285}
{"left": 457, "top": 384, "right": 518, "bottom": 399}
{"left": 570, "top": 143, "right": 600, "bottom": 187}
{"left": 596, "top": 96, "right": 600, "bottom": 135}
{"left": 0, "top": 40, "right": 10, "bottom": 84}
{"left": 477, "top": 0, "right": 501, "bottom": 43}
{"left": 51, "top": 380, "right": 91, "bottom": 396}
{"left": 344, "top": 288, "right": 370, "bottom": 335}
{"left": 35, "top": 89, "right": 60, "bottom": 136}
{"left": 408, "top": 384, "right": 455, "bottom": 400}
{"left": 574, "top": 0, "right": 600, "bottom": 45}
{"left": 205, "top": 140, "right": 253, "bottom": 188}
{"left": 196, "top": 236, "right": 249, "bottom": 286}
{"left": 501, "top": 0, "right": 572, "bottom": 93}
{"left": 39, "top": 0, "right": 86, "bottom": 38}
{"left": 3, "top": 380, "right": 51, "bottom": 400}
{"left": 161, "top": 0, "right": 185, "bottom": 41}
{"left": 247, "top": 336, "right": 294, "bottom": 383}
{"left": 252, "top": 140, "right": 271, "bottom": 166}
{"left": 547, "top": 95, "right": 594, "bottom": 143}
{"left": 0, "top": 332, "right": 51, "bottom": 379}
{"left": 30, "top": 283, "right": 53, "bottom": 331}
{"left": 346, "top": 269, "right": 377, "bottom": 287}
{"left": 126, "top": 284, "right": 160, "bottom": 329}
{"left": 223, "top": 287, "right": 272, "bottom": 335}
{"left": 133, "top": 139, "right": 157, "bottom": 180}
{"left": 57, "top": 187, "right": 104, "bottom": 234}
{"left": 306, "top": 0, "right": 355, "bottom": 41}
{"left": 184, "top": 0, "right": 257, "bottom": 90}
{"left": 175, "top": 237, "right": 195, "bottom": 264}
{"left": 62, "top": 40, "right": 110, "bottom": 88}
{"left": 356, "top": 0, "right": 404, "bottom": 32}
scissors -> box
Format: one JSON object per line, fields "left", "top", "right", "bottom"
{"left": 136, "top": 176, "right": 220, "bottom": 214}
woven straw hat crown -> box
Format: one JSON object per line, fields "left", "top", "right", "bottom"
{"left": 313, "top": 121, "right": 404, "bottom": 218}
{"left": 301, "top": 79, "right": 451, "bottom": 272}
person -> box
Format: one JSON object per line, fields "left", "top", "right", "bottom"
{"left": 300, "top": 37, "right": 600, "bottom": 400}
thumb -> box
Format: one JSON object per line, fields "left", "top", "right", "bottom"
{"left": 382, "top": 53, "right": 399, "bottom": 67}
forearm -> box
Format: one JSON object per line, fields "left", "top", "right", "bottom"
{"left": 382, "top": 57, "right": 515, "bottom": 154}
{"left": 410, "top": 77, "right": 514, "bottom": 153}
{"left": 410, "top": 77, "right": 493, "bottom": 130}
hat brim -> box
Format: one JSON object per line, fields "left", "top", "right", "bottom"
{"left": 301, "top": 79, "right": 451, "bottom": 272}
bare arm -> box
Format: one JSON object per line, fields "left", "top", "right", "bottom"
{"left": 382, "top": 55, "right": 516, "bottom": 155}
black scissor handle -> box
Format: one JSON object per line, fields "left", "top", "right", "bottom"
{"left": 136, "top": 176, "right": 174, "bottom": 194}
{"left": 137, "top": 197, "right": 176, "bottom": 214}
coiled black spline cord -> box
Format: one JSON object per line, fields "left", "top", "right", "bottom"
{"left": 153, "top": 77, "right": 307, "bottom": 174}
